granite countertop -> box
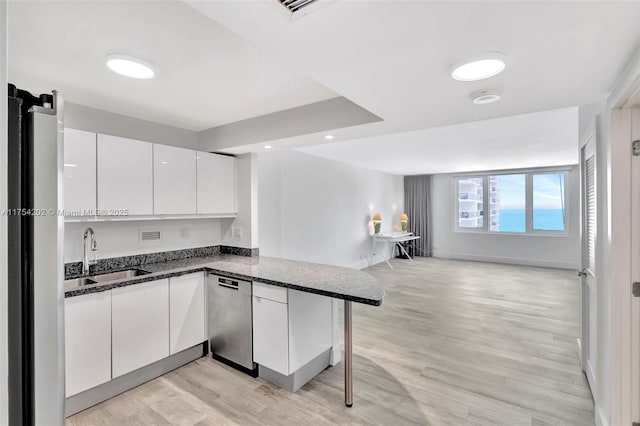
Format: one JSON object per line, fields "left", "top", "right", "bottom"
{"left": 64, "top": 255, "right": 384, "bottom": 306}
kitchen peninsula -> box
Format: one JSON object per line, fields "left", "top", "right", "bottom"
{"left": 63, "top": 251, "right": 384, "bottom": 415}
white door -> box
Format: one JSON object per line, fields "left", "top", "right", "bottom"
{"left": 580, "top": 135, "right": 597, "bottom": 389}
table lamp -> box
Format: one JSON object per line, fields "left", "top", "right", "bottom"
{"left": 400, "top": 213, "right": 409, "bottom": 232}
{"left": 372, "top": 213, "right": 382, "bottom": 234}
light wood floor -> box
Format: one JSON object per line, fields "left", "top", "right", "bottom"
{"left": 67, "top": 258, "right": 594, "bottom": 426}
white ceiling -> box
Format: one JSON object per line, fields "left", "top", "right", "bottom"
{"left": 8, "top": 0, "right": 640, "bottom": 174}
{"left": 189, "top": 0, "right": 640, "bottom": 133}
{"left": 298, "top": 107, "right": 579, "bottom": 175}
{"left": 7, "top": 0, "right": 337, "bottom": 130}
{"left": 189, "top": 0, "right": 640, "bottom": 172}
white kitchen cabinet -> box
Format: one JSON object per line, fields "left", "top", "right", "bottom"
{"left": 63, "top": 128, "right": 96, "bottom": 214}
{"left": 154, "top": 144, "right": 197, "bottom": 215}
{"left": 252, "top": 282, "right": 332, "bottom": 376}
{"left": 97, "top": 134, "right": 153, "bottom": 215}
{"left": 169, "top": 273, "right": 205, "bottom": 354}
{"left": 253, "top": 294, "right": 289, "bottom": 375}
{"left": 64, "top": 291, "right": 111, "bottom": 397}
{"left": 196, "top": 151, "right": 235, "bottom": 214}
{"left": 112, "top": 279, "right": 169, "bottom": 377}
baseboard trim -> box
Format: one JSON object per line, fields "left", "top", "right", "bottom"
{"left": 576, "top": 337, "right": 583, "bottom": 367}
{"left": 595, "top": 403, "right": 608, "bottom": 426}
{"left": 65, "top": 344, "right": 204, "bottom": 417}
{"left": 259, "top": 348, "right": 331, "bottom": 393}
{"left": 432, "top": 251, "right": 578, "bottom": 270}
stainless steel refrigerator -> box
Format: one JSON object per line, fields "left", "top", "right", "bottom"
{"left": 7, "top": 84, "right": 65, "bottom": 425}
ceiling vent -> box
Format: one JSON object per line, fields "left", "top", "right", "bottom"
{"left": 273, "top": 0, "right": 336, "bottom": 21}
{"left": 278, "top": 0, "right": 318, "bottom": 13}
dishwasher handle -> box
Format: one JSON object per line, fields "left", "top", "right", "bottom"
{"left": 217, "top": 277, "right": 239, "bottom": 290}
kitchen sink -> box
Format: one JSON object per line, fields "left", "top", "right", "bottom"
{"left": 91, "top": 269, "right": 151, "bottom": 282}
{"left": 64, "top": 277, "right": 97, "bottom": 286}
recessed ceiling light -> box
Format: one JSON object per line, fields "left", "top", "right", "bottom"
{"left": 63, "top": 163, "right": 77, "bottom": 168}
{"left": 452, "top": 57, "right": 505, "bottom": 82}
{"left": 324, "top": 135, "right": 335, "bottom": 140}
{"left": 471, "top": 89, "right": 502, "bottom": 105}
{"left": 264, "top": 145, "right": 272, "bottom": 149}
{"left": 106, "top": 54, "right": 155, "bottom": 79}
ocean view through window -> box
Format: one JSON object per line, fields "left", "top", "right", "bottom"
{"left": 455, "top": 169, "right": 568, "bottom": 234}
{"left": 533, "top": 173, "right": 566, "bottom": 231}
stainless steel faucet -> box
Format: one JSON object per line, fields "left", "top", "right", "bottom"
{"left": 82, "top": 227, "right": 98, "bottom": 275}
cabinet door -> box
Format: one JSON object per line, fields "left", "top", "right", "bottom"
{"left": 196, "top": 152, "right": 235, "bottom": 214}
{"left": 154, "top": 145, "right": 197, "bottom": 214}
{"left": 64, "top": 291, "right": 111, "bottom": 396}
{"left": 252, "top": 296, "right": 289, "bottom": 375}
{"left": 97, "top": 134, "right": 153, "bottom": 215}
{"left": 112, "top": 279, "right": 169, "bottom": 377}
{"left": 169, "top": 273, "right": 205, "bottom": 354}
{"left": 64, "top": 128, "right": 96, "bottom": 214}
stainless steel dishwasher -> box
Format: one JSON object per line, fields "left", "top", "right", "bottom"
{"left": 207, "top": 274, "right": 257, "bottom": 375}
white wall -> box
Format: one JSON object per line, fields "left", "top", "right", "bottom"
{"left": 220, "top": 154, "right": 259, "bottom": 249}
{"left": 258, "top": 150, "right": 404, "bottom": 269}
{"left": 431, "top": 167, "right": 581, "bottom": 270}
{"left": 0, "top": 0, "right": 8, "bottom": 422}
{"left": 64, "top": 219, "right": 221, "bottom": 262}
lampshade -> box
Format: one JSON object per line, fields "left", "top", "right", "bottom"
{"left": 372, "top": 213, "right": 382, "bottom": 221}
{"left": 400, "top": 214, "right": 408, "bottom": 221}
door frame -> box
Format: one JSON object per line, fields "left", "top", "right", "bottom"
{"left": 608, "top": 57, "right": 640, "bottom": 426}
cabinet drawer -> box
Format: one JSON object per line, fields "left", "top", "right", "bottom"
{"left": 253, "top": 281, "right": 287, "bottom": 304}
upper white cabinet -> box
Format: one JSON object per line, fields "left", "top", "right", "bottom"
{"left": 197, "top": 152, "right": 235, "bottom": 214}
{"left": 169, "top": 273, "right": 205, "bottom": 354}
{"left": 64, "top": 291, "right": 111, "bottom": 397}
{"left": 112, "top": 279, "right": 169, "bottom": 377}
{"left": 154, "top": 144, "right": 197, "bottom": 215}
{"left": 97, "top": 134, "right": 153, "bottom": 215}
{"left": 63, "top": 132, "right": 236, "bottom": 220}
{"left": 63, "top": 128, "right": 96, "bottom": 214}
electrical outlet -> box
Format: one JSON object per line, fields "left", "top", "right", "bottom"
{"left": 232, "top": 226, "right": 243, "bottom": 239}
{"left": 179, "top": 227, "right": 190, "bottom": 239}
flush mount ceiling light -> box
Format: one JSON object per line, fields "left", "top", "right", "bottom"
{"left": 452, "top": 54, "right": 505, "bottom": 82}
{"left": 470, "top": 89, "right": 502, "bottom": 105}
{"left": 106, "top": 54, "right": 155, "bottom": 79}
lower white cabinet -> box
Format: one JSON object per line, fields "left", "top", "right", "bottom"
{"left": 253, "top": 294, "right": 289, "bottom": 375}
{"left": 64, "top": 291, "right": 112, "bottom": 397}
{"left": 169, "top": 273, "right": 205, "bottom": 354}
{"left": 252, "top": 282, "right": 332, "bottom": 376}
{"left": 112, "top": 279, "right": 169, "bottom": 377}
